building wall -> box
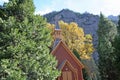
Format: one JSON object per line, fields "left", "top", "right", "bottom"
{"left": 52, "top": 43, "right": 84, "bottom": 80}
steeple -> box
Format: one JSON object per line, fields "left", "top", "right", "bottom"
{"left": 53, "top": 14, "right": 62, "bottom": 48}
{"left": 52, "top": 17, "right": 63, "bottom": 49}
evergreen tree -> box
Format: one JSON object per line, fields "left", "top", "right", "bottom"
{"left": 0, "top": 6, "right": 6, "bottom": 19}
{"left": 0, "top": 0, "right": 60, "bottom": 80}
{"left": 113, "top": 15, "right": 120, "bottom": 80}
{"left": 117, "top": 15, "right": 120, "bottom": 33}
{"left": 4, "top": 0, "right": 35, "bottom": 21}
{"left": 97, "top": 14, "right": 117, "bottom": 80}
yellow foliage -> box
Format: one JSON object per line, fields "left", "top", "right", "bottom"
{"left": 48, "top": 21, "right": 94, "bottom": 59}
{"left": 46, "top": 23, "right": 55, "bottom": 35}
{"left": 46, "top": 23, "right": 55, "bottom": 46}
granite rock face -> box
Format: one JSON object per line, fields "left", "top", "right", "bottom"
{"left": 108, "top": 15, "right": 118, "bottom": 24}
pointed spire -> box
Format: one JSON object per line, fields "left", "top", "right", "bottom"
{"left": 55, "top": 21, "right": 60, "bottom": 29}
{"left": 54, "top": 15, "right": 60, "bottom": 29}
{"left": 53, "top": 15, "right": 62, "bottom": 49}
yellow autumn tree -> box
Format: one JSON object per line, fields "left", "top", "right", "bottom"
{"left": 59, "top": 21, "right": 94, "bottom": 59}
{"left": 46, "top": 23, "right": 55, "bottom": 36}
{"left": 47, "top": 21, "right": 94, "bottom": 59}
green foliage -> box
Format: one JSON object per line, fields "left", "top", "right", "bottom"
{"left": 0, "top": 0, "right": 60, "bottom": 80}
{"left": 114, "top": 35, "right": 120, "bottom": 78}
{"left": 98, "top": 13, "right": 117, "bottom": 80}
{"left": 112, "top": 15, "right": 120, "bottom": 80}
{"left": 3, "top": 0, "right": 35, "bottom": 21}
{"left": 82, "top": 57, "right": 100, "bottom": 80}
{"left": 0, "top": 6, "right": 7, "bottom": 19}
{"left": 117, "top": 15, "right": 120, "bottom": 33}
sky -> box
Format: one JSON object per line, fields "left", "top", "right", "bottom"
{"left": 0, "top": 0, "right": 120, "bottom": 16}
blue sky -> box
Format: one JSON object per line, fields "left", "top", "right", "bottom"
{"left": 0, "top": 0, "right": 120, "bottom": 16}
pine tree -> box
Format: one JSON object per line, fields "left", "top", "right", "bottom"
{"left": 113, "top": 15, "right": 120, "bottom": 80}
{"left": 117, "top": 15, "right": 120, "bottom": 33}
{"left": 0, "top": 6, "right": 6, "bottom": 19}
{"left": 0, "top": 0, "right": 60, "bottom": 80}
{"left": 4, "top": 0, "right": 35, "bottom": 21}
{"left": 98, "top": 14, "right": 117, "bottom": 80}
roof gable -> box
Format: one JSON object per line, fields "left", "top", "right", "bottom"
{"left": 51, "top": 40, "right": 84, "bottom": 68}
{"left": 58, "top": 60, "right": 77, "bottom": 70}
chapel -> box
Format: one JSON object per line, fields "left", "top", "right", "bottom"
{"left": 51, "top": 28, "right": 84, "bottom": 80}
